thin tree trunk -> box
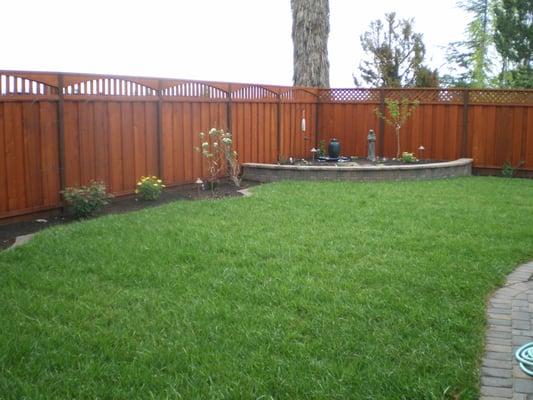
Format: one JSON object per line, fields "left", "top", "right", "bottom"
{"left": 396, "top": 126, "right": 401, "bottom": 158}
{"left": 291, "top": 0, "right": 330, "bottom": 88}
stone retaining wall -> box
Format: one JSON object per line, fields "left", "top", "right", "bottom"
{"left": 242, "top": 159, "right": 473, "bottom": 183}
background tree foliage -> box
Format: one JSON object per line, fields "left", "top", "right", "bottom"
{"left": 494, "top": 0, "right": 533, "bottom": 88}
{"left": 443, "top": 0, "right": 495, "bottom": 87}
{"left": 443, "top": 0, "right": 532, "bottom": 88}
{"left": 354, "top": 13, "right": 438, "bottom": 87}
{"left": 291, "top": 0, "right": 330, "bottom": 88}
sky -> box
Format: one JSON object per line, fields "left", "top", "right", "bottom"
{"left": 1, "top": 0, "right": 469, "bottom": 88}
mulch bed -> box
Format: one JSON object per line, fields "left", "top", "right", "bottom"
{"left": 0, "top": 179, "right": 258, "bottom": 252}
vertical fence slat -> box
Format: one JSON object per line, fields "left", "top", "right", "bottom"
{"left": 0, "top": 104, "right": 6, "bottom": 212}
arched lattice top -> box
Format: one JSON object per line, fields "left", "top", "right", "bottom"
{"left": 319, "top": 89, "right": 380, "bottom": 102}
{"left": 231, "top": 85, "right": 278, "bottom": 101}
{"left": 63, "top": 78, "right": 157, "bottom": 96}
{"left": 0, "top": 74, "right": 58, "bottom": 96}
{"left": 469, "top": 90, "right": 533, "bottom": 104}
{"left": 160, "top": 82, "right": 228, "bottom": 98}
{"left": 280, "top": 89, "right": 318, "bottom": 102}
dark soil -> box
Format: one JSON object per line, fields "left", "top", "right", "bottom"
{"left": 0, "top": 179, "right": 258, "bottom": 252}
{"left": 283, "top": 157, "right": 443, "bottom": 167}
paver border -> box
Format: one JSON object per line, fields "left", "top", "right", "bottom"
{"left": 480, "top": 261, "right": 533, "bottom": 399}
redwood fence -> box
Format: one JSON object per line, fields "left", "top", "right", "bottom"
{"left": 1, "top": 70, "right": 532, "bottom": 220}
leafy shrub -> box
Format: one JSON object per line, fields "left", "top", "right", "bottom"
{"left": 400, "top": 152, "right": 418, "bottom": 163}
{"left": 194, "top": 128, "right": 241, "bottom": 190}
{"left": 317, "top": 140, "right": 327, "bottom": 158}
{"left": 61, "top": 181, "right": 112, "bottom": 218}
{"left": 135, "top": 176, "right": 165, "bottom": 200}
{"left": 502, "top": 160, "right": 525, "bottom": 178}
{"left": 502, "top": 161, "right": 515, "bottom": 178}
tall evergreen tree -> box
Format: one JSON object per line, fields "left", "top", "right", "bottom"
{"left": 291, "top": 0, "right": 330, "bottom": 87}
{"left": 443, "top": 0, "right": 495, "bottom": 87}
{"left": 354, "top": 13, "right": 434, "bottom": 87}
{"left": 494, "top": 0, "right": 533, "bottom": 87}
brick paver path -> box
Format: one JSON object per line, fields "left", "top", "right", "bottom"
{"left": 481, "top": 261, "right": 533, "bottom": 399}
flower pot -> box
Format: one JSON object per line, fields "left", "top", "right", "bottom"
{"left": 328, "top": 138, "right": 340, "bottom": 159}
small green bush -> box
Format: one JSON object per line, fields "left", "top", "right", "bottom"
{"left": 61, "top": 181, "right": 111, "bottom": 218}
{"left": 135, "top": 176, "right": 165, "bottom": 200}
{"left": 502, "top": 161, "right": 515, "bottom": 178}
{"left": 400, "top": 151, "right": 418, "bottom": 163}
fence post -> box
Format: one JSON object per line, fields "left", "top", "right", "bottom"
{"left": 378, "top": 88, "right": 386, "bottom": 157}
{"left": 156, "top": 82, "right": 164, "bottom": 179}
{"left": 314, "top": 90, "right": 320, "bottom": 150}
{"left": 57, "top": 73, "right": 66, "bottom": 195}
{"left": 277, "top": 93, "right": 282, "bottom": 162}
{"left": 461, "top": 89, "right": 469, "bottom": 158}
{"left": 227, "top": 83, "right": 232, "bottom": 133}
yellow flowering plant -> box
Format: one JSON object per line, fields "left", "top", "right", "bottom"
{"left": 135, "top": 176, "right": 165, "bottom": 200}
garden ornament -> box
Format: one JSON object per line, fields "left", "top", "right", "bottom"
{"left": 367, "top": 129, "right": 376, "bottom": 162}
{"left": 418, "top": 145, "right": 425, "bottom": 161}
{"left": 195, "top": 178, "right": 204, "bottom": 194}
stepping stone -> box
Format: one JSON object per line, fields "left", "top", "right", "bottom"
{"left": 237, "top": 188, "right": 253, "bottom": 197}
{"left": 9, "top": 233, "right": 35, "bottom": 250}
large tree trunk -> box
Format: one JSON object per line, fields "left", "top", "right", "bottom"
{"left": 291, "top": 0, "right": 330, "bottom": 88}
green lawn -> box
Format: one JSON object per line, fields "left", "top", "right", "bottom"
{"left": 1, "top": 177, "right": 532, "bottom": 399}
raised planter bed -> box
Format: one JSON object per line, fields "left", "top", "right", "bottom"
{"left": 242, "top": 158, "right": 473, "bottom": 182}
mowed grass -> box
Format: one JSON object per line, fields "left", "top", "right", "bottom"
{"left": 1, "top": 177, "right": 533, "bottom": 399}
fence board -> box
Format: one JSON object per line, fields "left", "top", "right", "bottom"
{"left": 145, "top": 102, "right": 159, "bottom": 177}
{"left": 108, "top": 102, "right": 123, "bottom": 193}
{"left": 182, "top": 102, "right": 194, "bottom": 182}
{"left": 5, "top": 103, "right": 26, "bottom": 211}
{"left": 0, "top": 105, "right": 7, "bottom": 213}
{"left": 22, "top": 102, "right": 42, "bottom": 208}
{"left": 526, "top": 108, "right": 533, "bottom": 169}
{"left": 39, "top": 102, "right": 60, "bottom": 207}
{"left": 93, "top": 102, "right": 108, "bottom": 183}
{"left": 120, "top": 102, "right": 135, "bottom": 191}
{"left": 79, "top": 102, "right": 96, "bottom": 184}
{"left": 133, "top": 102, "right": 147, "bottom": 179}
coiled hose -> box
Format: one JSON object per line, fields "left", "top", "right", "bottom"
{"left": 516, "top": 342, "right": 533, "bottom": 376}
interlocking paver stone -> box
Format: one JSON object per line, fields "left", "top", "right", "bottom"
{"left": 480, "top": 262, "right": 533, "bottom": 398}
{"left": 482, "top": 367, "right": 513, "bottom": 378}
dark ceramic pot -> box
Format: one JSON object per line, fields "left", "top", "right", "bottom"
{"left": 328, "top": 138, "right": 340, "bottom": 159}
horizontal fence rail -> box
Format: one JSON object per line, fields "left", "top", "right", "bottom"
{"left": 0, "top": 70, "right": 532, "bottom": 220}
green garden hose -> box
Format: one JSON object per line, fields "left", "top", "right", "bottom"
{"left": 516, "top": 342, "right": 533, "bottom": 376}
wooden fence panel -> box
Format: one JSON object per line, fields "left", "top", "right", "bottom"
{"left": 1, "top": 71, "right": 533, "bottom": 221}
{"left": 231, "top": 102, "right": 278, "bottom": 163}
{"left": 160, "top": 101, "right": 228, "bottom": 185}
{"left": 318, "top": 103, "right": 379, "bottom": 157}
{"left": 381, "top": 105, "right": 463, "bottom": 160}
{"left": 279, "top": 103, "right": 315, "bottom": 160}
{"left": 63, "top": 100, "right": 158, "bottom": 195}
{"left": 469, "top": 105, "right": 533, "bottom": 169}
{"left": 0, "top": 101, "right": 60, "bottom": 217}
